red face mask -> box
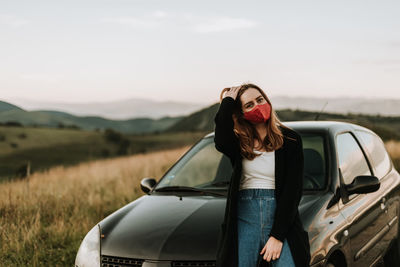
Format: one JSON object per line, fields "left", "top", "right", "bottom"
{"left": 243, "top": 102, "right": 271, "bottom": 124}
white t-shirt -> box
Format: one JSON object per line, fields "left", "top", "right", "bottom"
{"left": 239, "top": 149, "right": 275, "bottom": 190}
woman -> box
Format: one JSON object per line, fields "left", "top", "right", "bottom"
{"left": 214, "top": 83, "right": 311, "bottom": 267}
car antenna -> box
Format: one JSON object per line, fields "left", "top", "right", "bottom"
{"left": 314, "top": 100, "right": 328, "bottom": 121}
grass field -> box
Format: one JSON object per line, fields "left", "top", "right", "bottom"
{"left": 385, "top": 140, "right": 400, "bottom": 171}
{"left": 0, "top": 145, "right": 192, "bottom": 266}
{"left": 1, "top": 140, "right": 399, "bottom": 266}
{"left": 0, "top": 126, "right": 208, "bottom": 182}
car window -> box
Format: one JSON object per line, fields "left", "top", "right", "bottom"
{"left": 155, "top": 138, "right": 233, "bottom": 189}
{"left": 355, "top": 130, "right": 392, "bottom": 179}
{"left": 301, "top": 133, "right": 327, "bottom": 190}
{"left": 155, "top": 133, "right": 327, "bottom": 191}
{"left": 336, "top": 132, "right": 371, "bottom": 185}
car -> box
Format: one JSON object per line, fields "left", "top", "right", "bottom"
{"left": 75, "top": 120, "right": 400, "bottom": 267}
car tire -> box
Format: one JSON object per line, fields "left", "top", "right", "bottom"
{"left": 383, "top": 224, "right": 400, "bottom": 266}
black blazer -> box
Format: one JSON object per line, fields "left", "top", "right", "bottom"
{"left": 213, "top": 96, "right": 311, "bottom": 267}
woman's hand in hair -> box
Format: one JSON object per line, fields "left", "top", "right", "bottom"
{"left": 260, "top": 236, "right": 283, "bottom": 262}
{"left": 223, "top": 86, "right": 240, "bottom": 100}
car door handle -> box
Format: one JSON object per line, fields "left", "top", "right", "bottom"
{"left": 381, "top": 197, "right": 387, "bottom": 211}
{"left": 343, "top": 230, "right": 349, "bottom": 237}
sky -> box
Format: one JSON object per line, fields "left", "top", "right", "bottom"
{"left": 1, "top": 0, "right": 399, "bottom": 105}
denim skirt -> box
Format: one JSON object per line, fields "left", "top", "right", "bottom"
{"left": 237, "top": 188, "right": 295, "bottom": 267}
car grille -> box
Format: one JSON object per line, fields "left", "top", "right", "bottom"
{"left": 101, "top": 255, "right": 144, "bottom": 267}
{"left": 171, "top": 261, "right": 216, "bottom": 267}
{"left": 101, "top": 255, "right": 216, "bottom": 267}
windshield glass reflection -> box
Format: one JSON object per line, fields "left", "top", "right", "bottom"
{"left": 154, "top": 133, "right": 327, "bottom": 191}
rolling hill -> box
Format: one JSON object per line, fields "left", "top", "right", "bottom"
{"left": 4, "top": 97, "right": 207, "bottom": 120}
{"left": 6, "top": 95, "right": 400, "bottom": 118}
{"left": 0, "top": 100, "right": 24, "bottom": 113}
{"left": 2, "top": 98, "right": 400, "bottom": 140}
{"left": 0, "top": 125, "right": 207, "bottom": 182}
{"left": 165, "top": 101, "right": 400, "bottom": 141}
{"left": 0, "top": 101, "right": 182, "bottom": 134}
{"left": 1, "top": 98, "right": 400, "bottom": 182}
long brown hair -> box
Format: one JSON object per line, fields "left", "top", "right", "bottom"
{"left": 219, "top": 83, "right": 293, "bottom": 160}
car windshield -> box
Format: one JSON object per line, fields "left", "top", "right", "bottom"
{"left": 154, "top": 132, "right": 327, "bottom": 192}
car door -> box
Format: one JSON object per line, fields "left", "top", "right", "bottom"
{"left": 355, "top": 129, "right": 398, "bottom": 254}
{"left": 336, "top": 131, "right": 388, "bottom": 266}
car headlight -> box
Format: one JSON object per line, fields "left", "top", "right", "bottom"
{"left": 75, "top": 224, "right": 100, "bottom": 267}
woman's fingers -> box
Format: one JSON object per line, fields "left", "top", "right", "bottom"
{"left": 262, "top": 244, "right": 282, "bottom": 261}
{"left": 264, "top": 250, "right": 277, "bottom": 261}
{"left": 223, "top": 86, "right": 240, "bottom": 100}
{"left": 271, "top": 252, "right": 280, "bottom": 260}
{"left": 266, "top": 251, "right": 272, "bottom": 261}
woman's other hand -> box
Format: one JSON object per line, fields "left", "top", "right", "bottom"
{"left": 260, "top": 236, "right": 283, "bottom": 262}
{"left": 222, "top": 86, "right": 240, "bottom": 100}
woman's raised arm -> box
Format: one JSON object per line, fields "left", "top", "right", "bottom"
{"left": 213, "top": 96, "right": 241, "bottom": 165}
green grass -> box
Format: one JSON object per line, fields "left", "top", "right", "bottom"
{"left": 0, "top": 126, "right": 209, "bottom": 182}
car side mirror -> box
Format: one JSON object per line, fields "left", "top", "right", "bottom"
{"left": 140, "top": 177, "right": 157, "bottom": 194}
{"left": 345, "top": 175, "right": 380, "bottom": 195}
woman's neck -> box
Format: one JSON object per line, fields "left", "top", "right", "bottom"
{"left": 255, "top": 123, "right": 267, "bottom": 140}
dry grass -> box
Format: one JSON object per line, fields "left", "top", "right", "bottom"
{"left": 386, "top": 140, "right": 400, "bottom": 171}
{"left": 386, "top": 140, "right": 400, "bottom": 159}
{"left": 0, "top": 145, "right": 191, "bottom": 266}
{"left": 1, "top": 140, "right": 400, "bottom": 266}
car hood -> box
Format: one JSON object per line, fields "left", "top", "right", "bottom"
{"left": 99, "top": 192, "right": 321, "bottom": 260}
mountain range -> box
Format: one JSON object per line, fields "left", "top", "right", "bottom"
{"left": 1, "top": 96, "right": 400, "bottom": 135}
{"left": 4, "top": 97, "right": 207, "bottom": 120}
{"left": 0, "top": 100, "right": 182, "bottom": 134}
{"left": 271, "top": 96, "right": 400, "bottom": 117}
{"left": 4, "top": 96, "right": 400, "bottom": 119}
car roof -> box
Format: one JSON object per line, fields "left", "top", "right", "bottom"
{"left": 205, "top": 120, "right": 374, "bottom": 138}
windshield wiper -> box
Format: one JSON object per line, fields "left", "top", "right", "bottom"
{"left": 208, "top": 181, "right": 230, "bottom": 187}
{"left": 154, "top": 186, "right": 225, "bottom": 196}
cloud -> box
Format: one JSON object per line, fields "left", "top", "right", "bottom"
{"left": 354, "top": 59, "right": 400, "bottom": 66}
{"left": 20, "top": 74, "right": 63, "bottom": 83}
{"left": 0, "top": 14, "right": 30, "bottom": 27}
{"left": 101, "top": 11, "right": 258, "bottom": 33}
{"left": 151, "top": 10, "right": 168, "bottom": 19}
{"left": 388, "top": 41, "right": 400, "bottom": 47}
{"left": 101, "top": 10, "right": 169, "bottom": 29}
{"left": 102, "top": 16, "right": 159, "bottom": 29}
{"left": 191, "top": 16, "right": 259, "bottom": 33}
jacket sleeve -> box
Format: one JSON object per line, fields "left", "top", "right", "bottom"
{"left": 269, "top": 132, "right": 304, "bottom": 242}
{"left": 213, "top": 96, "right": 240, "bottom": 165}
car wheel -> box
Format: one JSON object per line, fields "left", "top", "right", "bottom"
{"left": 383, "top": 225, "right": 400, "bottom": 266}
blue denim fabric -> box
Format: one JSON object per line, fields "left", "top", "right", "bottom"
{"left": 237, "top": 188, "right": 295, "bottom": 267}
